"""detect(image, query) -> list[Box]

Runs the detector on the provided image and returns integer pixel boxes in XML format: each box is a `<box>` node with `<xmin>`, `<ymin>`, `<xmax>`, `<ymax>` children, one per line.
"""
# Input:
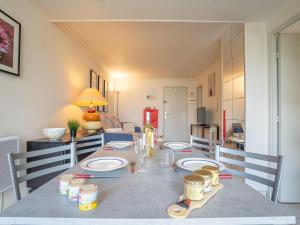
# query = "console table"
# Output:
<box><xmin>191</xmin><ymin>123</ymin><xmax>219</xmax><ymax>141</ymax></box>
<box><xmin>26</xmin><ymin>130</ymin><xmax>102</xmax><ymax>191</ymax></box>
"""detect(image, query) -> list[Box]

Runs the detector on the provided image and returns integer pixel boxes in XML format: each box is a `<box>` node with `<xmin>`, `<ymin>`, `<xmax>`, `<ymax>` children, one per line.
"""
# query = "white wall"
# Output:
<box><xmin>0</xmin><ymin>0</ymin><xmax>107</xmax><ymax>209</ymax></box>
<box><xmin>0</xmin><ymin>0</ymin><xmax>109</xmax><ymax>143</ymax></box>
<box><xmin>266</xmin><ymin>1</ymin><xmax>300</xmax><ymax>160</ymax></box>
<box><xmin>244</xmin><ymin>22</ymin><xmax>269</xmax><ymax>194</ymax></box>
<box><xmin>244</xmin><ymin>6</ymin><xmax>300</xmax><ymax>195</ymax></box>
<box><xmin>115</xmin><ymin>76</ymin><xmax>197</xmax><ymax>138</ymax></box>
<box><xmin>196</xmin><ymin>59</ymin><xmax>222</xmax><ymax>127</ymax></box>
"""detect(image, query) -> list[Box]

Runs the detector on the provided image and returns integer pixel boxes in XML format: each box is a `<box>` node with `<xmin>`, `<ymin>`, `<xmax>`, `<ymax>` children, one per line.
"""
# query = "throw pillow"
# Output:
<box><xmin>122</xmin><ymin>122</ymin><xmax>135</xmax><ymax>133</ymax></box>
<box><xmin>104</xmin><ymin>128</ymin><xmax>123</xmax><ymax>133</ymax></box>
<box><xmin>100</xmin><ymin>114</ymin><xmax>122</xmax><ymax>129</ymax></box>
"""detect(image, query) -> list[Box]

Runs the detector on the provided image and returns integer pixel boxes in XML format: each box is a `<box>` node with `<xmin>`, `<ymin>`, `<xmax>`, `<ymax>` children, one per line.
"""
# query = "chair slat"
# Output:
<box><xmin>76</xmin><ymin>140</ymin><xmax>102</xmax><ymax>148</ymax></box>
<box><xmin>17</xmin><ymin>163</ymin><xmax>70</xmax><ymax>183</ymax></box>
<box><xmin>7</xmin><ymin>153</ymin><xmax>21</xmax><ymax>201</ymax></box>
<box><xmin>15</xmin><ymin>154</ymin><xmax>71</xmax><ymax>171</ymax></box>
<box><xmin>225</xmin><ymin>168</ymin><xmax>274</xmax><ymax>187</ymax></box>
<box><xmin>77</xmin><ymin>147</ymin><xmax>99</xmax><ymax>156</ymax></box>
<box><xmin>192</xmin><ymin>142</ymin><xmax>210</xmax><ymax>149</ymax></box>
<box><xmin>271</xmin><ymin>155</ymin><xmax>284</xmax><ymax>202</ymax></box>
<box><xmin>77</xmin><ymin>135</ymin><xmax>102</xmax><ymax>142</ymax></box>
<box><xmin>13</xmin><ymin>145</ymin><xmax>71</xmax><ymax>160</ymax></box>
<box><xmin>220</xmin><ymin>147</ymin><xmax>278</xmax><ymax>163</ymax></box>
<box><xmin>220</xmin><ymin>157</ymin><xmax>277</xmax><ymax>175</ymax></box>
<box><xmin>192</xmin><ymin>136</ymin><xmax>210</xmax><ymax>143</ymax></box>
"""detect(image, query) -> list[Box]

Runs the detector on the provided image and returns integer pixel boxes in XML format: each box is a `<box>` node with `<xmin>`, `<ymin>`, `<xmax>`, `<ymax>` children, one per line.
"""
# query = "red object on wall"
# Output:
<box><xmin>143</xmin><ymin>108</ymin><xmax>158</xmax><ymax>128</ymax></box>
<box><xmin>223</xmin><ymin>110</ymin><xmax>226</xmax><ymax>140</ymax></box>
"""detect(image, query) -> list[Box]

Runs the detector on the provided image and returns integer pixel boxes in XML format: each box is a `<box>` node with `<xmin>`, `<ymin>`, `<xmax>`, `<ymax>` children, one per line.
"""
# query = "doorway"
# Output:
<box><xmin>163</xmin><ymin>87</ymin><xmax>188</xmax><ymax>142</ymax></box>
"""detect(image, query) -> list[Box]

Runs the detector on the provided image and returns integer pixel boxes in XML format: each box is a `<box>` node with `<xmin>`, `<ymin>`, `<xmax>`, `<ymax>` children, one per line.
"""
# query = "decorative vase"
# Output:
<box><xmin>83</xmin><ymin>112</ymin><xmax>100</xmax><ymax>121</ymax></box>
<box><xmin>81</xmin><ymin>121</ymin><xmax>102</xmax><ymax>133</ymax></box>
<box><xmin>70</xmin><ymin>129</ymin><xmax>77</xmax><ymax>138</ymax></box>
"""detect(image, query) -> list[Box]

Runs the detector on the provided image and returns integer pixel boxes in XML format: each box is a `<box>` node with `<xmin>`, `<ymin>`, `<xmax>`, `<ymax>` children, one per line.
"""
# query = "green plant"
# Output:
<box><xmin>67</xmin><ymin>119</ymin><xmax>80</xmax><ymax>131</ymax></box>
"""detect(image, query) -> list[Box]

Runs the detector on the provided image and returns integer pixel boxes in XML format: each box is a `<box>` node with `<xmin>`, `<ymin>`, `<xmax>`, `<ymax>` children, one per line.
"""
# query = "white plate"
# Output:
<box><xmin>80</xmin><ymin>157</ymin><xmax>128</xmax><ymax>172</ymax></box>
<box><xmin>106</xmin><ymin>141</ymin><xmax>134</xmax><ymax>149</ymax></box>
<box><xmin>163</xmin><ymin>142</ymin><xmax>191</xmax><ymax>150</ymax></box>
<box><xmin>176</xmin><ymin>158</ymin><xmax>225</xmax><ymax>171</ymax></box>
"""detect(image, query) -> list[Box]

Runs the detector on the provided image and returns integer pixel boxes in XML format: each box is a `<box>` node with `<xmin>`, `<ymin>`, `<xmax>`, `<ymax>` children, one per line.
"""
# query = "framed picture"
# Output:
<box><xmin>102</xmin><ymin>78</ymin><xmax>105</xmax><ymax>97</ymax></box>
<box><xmin>97</xmin><ymin>73</ymin><xmax>103</xmax><ymax>112</ymax></box>
<box><xmin>90</xmin><ymin>70</ymin><xmax>97</xmax><ymax>89</ymax></box>
<box><xmin>0</xmin><ymin>10</ymin><xmax>21</xmax><ymax>76</ymax></box>
<box><xmin>98</xmin><ymin>75</ymin><xmax>103</xmax><ymax>95</ymax></box>
<box><xmin>103</xmin><ymin>80</ymin><xmax>109</xmax><ymax>112</ymax></box>
<box><xmin>208</xmin><ymin>72</ymin><xmax>215</xmax><ymax>97</ymax></box>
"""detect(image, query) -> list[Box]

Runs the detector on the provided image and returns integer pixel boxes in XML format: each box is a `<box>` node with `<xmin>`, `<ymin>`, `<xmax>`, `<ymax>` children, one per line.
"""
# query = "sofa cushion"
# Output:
<box><xmin>100</xmin><ymin>114</ymin><xmax>122</xmax><ymax>129</ymax></box>
<box><xmin>104</xmin><ymin>128</ymin><xmax>123</xmax><ymax>133</ymax></box>
<box><xmin>122</xmin><ymin>122</ymin><xmax>135</xmax><ymax>133</ymax></box>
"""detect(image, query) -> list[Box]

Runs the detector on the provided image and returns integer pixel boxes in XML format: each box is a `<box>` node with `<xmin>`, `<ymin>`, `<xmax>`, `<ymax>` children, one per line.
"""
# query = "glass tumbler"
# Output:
<box><xmin>160</xmin><ymin>148</ymin><xmax>174</xmax><ymax>168</ymax></box>
<box><xmin>135</xmin><ymin>138</ymin><xmax>147</xmax><ymax>173</ymax></box>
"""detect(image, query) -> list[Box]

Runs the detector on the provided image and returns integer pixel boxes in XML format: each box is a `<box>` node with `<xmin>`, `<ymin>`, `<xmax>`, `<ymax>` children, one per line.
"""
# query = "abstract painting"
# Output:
<box><xmin>0</xmin><ymin>10</ymin><xmax>21</xmax><ymax>76</ymax></box>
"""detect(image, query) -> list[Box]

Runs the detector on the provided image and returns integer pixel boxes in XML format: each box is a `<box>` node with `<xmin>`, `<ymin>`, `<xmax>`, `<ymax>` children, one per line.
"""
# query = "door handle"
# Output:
<box><xmin>164</xmin><ymin>112</ymin><xmax>170</xmax><ymax>119</ymax></box>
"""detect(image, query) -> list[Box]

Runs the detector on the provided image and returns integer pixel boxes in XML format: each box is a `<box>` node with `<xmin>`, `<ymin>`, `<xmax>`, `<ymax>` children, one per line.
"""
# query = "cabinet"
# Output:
<box><xmin>191</xmin><ymin>124</ymin><xmax>219</xmax><ymax>142</ymax></box>
<box><xmin>27</xmin><ymin>130</ymin><xmax>102</xmax><ymax>191</ymax></box>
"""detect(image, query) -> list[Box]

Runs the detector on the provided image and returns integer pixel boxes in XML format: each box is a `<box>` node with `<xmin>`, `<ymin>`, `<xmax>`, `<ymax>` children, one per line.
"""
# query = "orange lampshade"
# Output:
<box><xmin>74</xmin><ymin>88</ymin><xmax>108</xmax><ymax>107</ymax></box>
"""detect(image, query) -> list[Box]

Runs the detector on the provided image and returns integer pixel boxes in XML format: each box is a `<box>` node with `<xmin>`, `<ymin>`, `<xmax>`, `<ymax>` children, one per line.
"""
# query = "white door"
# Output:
<box><xmin>163</xmin><ymin>87</ymin><xmax>188</xmax><ymax>142</ymax></box>
<box><xmin>278</xmin><ymin>33</ymin><xmax>300</xmax><ymax>202</ymax></box>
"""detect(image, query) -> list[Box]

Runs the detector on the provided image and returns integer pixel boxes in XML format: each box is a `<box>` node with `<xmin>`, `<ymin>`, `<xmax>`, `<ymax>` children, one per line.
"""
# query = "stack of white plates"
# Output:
<box><xmin>176</xmin><ymin>158</ymin><xmax>225</xmax><ymax>171</ymax></box>
<box><xmin>105</xmin><ymin>141</ymin><xmax>134</xmax><ymax>149</ymax></box>
<box><xmin>163</xmin><ymin>142</ymin><xmax>191</xmax><ymax>150</ymax></box>
<box><xmin>80</xmin><ymin>157</ymin><xmax>128</xmax><ymax>172</ymax></box>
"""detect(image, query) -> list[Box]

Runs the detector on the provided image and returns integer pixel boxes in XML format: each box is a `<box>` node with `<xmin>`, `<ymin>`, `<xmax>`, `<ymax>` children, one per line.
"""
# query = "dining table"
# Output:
<box><xmin>0</xmin><ymin>144</ymin><xmax>296</xmax><ymax>225</ymax></box>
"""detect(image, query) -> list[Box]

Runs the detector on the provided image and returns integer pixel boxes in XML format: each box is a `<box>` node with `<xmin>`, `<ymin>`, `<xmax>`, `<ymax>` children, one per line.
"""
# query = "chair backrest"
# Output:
<box><xmin>232</xmin><ymin>123</ymin><xmax>243</xmax><ymax>133</ymax></box>
<box><xmin>215</xmin><ymin>145</ymin><xmax>284</xmax><ymax>202</ymax></box>
<box><xmin>190</xmin><ymin>135</ymin><xmax>217</xmax><ymax>153</ymax></box>
<box><xmin>103</xmin><ymin>133</ymin><xmax>133</xmax><ymax>145</ymax></box>
<box><xmin>0</xmin><ymin>136</ymin><xmax>19</xmax><ymax>193</ymax></box>
<box><xmin>7</xmin><ymin>144</ymin><xmax>75</xmax><ymax>201</ymax></box>
<box><xmin>75</xmin><ymin>134</ymin><xmax>104</xmax><ymax>162</ymax></box>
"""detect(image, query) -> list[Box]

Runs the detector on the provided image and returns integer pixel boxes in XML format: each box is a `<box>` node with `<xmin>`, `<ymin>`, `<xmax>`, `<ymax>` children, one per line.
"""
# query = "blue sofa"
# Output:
<box><xmin>103</xmin><ymin>127</ymin><xmax>141</xmax><ymax>144</ymax></box>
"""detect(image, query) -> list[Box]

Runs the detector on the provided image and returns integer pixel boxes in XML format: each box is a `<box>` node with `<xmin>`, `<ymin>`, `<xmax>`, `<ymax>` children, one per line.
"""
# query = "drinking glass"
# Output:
<box><xmin>160</xmin><ymin>148</ymin><xmax>174</xmax><ymax>168</ymax></box>
<box><xmin>135</xmin><ymin>138</ymin><xmax>147</xmax><ymax>173</ymax></box>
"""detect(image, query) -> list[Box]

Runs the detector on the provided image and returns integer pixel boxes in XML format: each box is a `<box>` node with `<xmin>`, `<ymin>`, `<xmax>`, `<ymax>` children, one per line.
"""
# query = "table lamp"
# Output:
<box><xmin>74</xmin><ymin>88</ymin><xmax>108</xmax><ymax>133</ymax></box>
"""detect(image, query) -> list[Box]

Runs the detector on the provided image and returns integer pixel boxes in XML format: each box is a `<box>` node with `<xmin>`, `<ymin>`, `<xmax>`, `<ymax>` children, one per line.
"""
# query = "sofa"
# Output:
<box><xmin>100</xmin><ymin>114</ymin><xmax>141</xmax><ymax>144</ymax></box>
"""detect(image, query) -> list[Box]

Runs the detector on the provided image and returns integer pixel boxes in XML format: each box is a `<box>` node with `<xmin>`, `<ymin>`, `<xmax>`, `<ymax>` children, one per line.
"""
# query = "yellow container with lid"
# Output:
<box><xmin>202</xmin><ymin>165</ymin><xmax>219</xmax><ymax>186</ymax></box>
<box><xmin>193</xmin><ymin>169</ymin><xmax>212</xmax><ymax>192</ymax></box>
<box><xmin>183</xmin><ymin>175</ymin><xmax>205</xmax><ymax>201</ymax></box>
<box><xmin>79</xmin><ymin>184</ymin><xmax>98</xmax><ymax>211</ymax></box>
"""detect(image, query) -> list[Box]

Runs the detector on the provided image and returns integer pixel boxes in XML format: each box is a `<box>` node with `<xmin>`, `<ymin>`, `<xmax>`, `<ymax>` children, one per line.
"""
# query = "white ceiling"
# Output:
<box><xmin>58</xmin><ymin>21</ymin><xmax>230</xmax><ymax>77</ymax></box>
<box><xmin>282</xmin><ymin>20</ymin><xmax>300</xmax><ymax>33</ymax></box>
<box><xmin>30</xmin><ymin>0</ymin><xmax>293</xmax><ymax>78</ymax></box>
<box><xmin>31</xmin><ymin>0</ymin><xmax>293</xmax><ymax>22</ymax></box>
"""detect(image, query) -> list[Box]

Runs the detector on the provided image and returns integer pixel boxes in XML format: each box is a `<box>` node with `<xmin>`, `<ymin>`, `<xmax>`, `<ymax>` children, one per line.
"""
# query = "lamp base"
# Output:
<box><xmin>83</xmin><ymin>109</ymin><xmax>100</xmax><ymax>121</ymax></box>
<box><xmin>81</xmin><ymin>121</ymin><xmax>102</xmax><ymax>133</ymax></box>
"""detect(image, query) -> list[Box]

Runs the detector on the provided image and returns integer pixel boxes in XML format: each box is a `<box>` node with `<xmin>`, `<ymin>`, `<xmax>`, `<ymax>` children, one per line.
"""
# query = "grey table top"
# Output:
<box><xmin>0</xmin><ymin>147</ymin><xmax>296</xmax><ymax>225</ymax></box>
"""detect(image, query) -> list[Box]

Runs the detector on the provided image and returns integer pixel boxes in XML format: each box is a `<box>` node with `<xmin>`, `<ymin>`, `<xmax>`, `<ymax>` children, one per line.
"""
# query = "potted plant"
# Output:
<box><xmin>67</xmin><ymin>119</ymin><xmax>80</xmax><ymax>138</ymax></box>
